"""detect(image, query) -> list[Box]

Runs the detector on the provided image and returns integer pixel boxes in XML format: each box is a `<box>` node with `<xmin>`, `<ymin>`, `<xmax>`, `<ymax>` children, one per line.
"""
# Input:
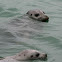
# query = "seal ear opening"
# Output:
<box><xmin>26</xmin><ymin>11</ymin><xmax>29</xmax><ymax>14</ymax></box>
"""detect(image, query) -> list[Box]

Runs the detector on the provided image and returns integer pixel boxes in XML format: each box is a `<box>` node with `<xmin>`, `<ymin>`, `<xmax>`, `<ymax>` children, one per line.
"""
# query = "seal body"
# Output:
<box><xmin>26</xmin><ymin>9</ymin><xmax>49</xmax><ymax>22</ymax></box>
<box><xmin>0</xmin><ymin>49</ymin><xmax>47</xmax><ymax>62</ymax></box>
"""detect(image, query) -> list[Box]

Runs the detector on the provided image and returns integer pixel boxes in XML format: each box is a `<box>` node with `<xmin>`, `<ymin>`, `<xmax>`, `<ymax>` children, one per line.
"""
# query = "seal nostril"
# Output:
<box><xmin>45</xmin><ymin>15</ymin><xmax>49</xmax><ymax>20</ymax></box>
<box><xmin>45</xmin><ymin>54</ymin><xmax>47</xmax><ymax>57</ymax></box>
<box><xmin>46</xmin><ymin>17</ymin><xmax>49</xmax><ymax>20</ymax></box>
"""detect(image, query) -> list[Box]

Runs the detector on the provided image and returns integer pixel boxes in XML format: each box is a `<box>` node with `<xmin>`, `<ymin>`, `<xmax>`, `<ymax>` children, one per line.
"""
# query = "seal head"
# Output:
<box><xmin>26</xmin><ymin>9</ymin><xmax>49</xmax><ymax>22</ymax></box>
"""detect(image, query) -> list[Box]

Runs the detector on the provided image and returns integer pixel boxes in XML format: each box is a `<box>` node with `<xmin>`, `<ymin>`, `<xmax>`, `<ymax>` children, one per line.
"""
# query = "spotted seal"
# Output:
<box><xmin>0</xmin><ymin>49</ymin><xmax>47</xmax><ymax>62</ymax></box>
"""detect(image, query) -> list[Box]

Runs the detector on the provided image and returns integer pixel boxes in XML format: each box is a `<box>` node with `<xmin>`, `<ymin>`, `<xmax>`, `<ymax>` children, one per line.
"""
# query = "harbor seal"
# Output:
<box><xmin>26</xmin><ymin>9</ymin><xmax>49</xmax><ymax>22</ymax></box>
<box><xmin>0</xmin><ymin>49</ymin><xmax>47</xmax><ymax>62</ymax></box>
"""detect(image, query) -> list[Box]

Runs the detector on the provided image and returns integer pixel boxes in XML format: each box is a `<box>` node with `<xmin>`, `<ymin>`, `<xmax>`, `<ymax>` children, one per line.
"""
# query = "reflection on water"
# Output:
<box><xmin>0</xmin><ymin>0</ymin><xmax>62</xmax><ymax>62</ymax></box>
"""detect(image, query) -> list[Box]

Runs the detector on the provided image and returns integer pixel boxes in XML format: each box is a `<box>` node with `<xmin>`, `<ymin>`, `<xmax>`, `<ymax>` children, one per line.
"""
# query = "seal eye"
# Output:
<box><xmin>36</xmin><ymin>53</ymin><xmax>40</xmax><ymax>57</ymax></box>
<box><xmin>34</xmin><ymin>13</ymin><xmax>39</xmax><ymax>17</ymax></box>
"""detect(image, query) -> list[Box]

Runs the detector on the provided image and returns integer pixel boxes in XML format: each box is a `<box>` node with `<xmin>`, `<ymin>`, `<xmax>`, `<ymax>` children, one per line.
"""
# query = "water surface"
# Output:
<box><xmin>0</xmin><ymin>0</ymin><xmax>62</xmax><ymax>62</ymax></box>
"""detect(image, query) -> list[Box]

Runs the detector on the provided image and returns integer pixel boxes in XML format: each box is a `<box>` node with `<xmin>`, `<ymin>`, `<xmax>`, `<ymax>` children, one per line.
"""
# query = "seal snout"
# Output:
<box><xmin>40</xmin><ymin>53</ymin><xmax>47</xmax><ymax>60</ymax></box>
<box><xmin>41</xmin><ymin>15</ymin><xmax>49</xmax><ymax>22</ymax></box>
<box><xmin>43</xmin><ymin>53</ymin><xmax>47</xmax><ymax>60</ymax></box>
<box><xmin>45</xmin><ymin>15</ymin><xmax>49</xmax><ymax>20</ymax></box>
<box><xmin>35</xmin><ymin>52</ymin><xmax>47</xmax><ymax>60</ymax></box>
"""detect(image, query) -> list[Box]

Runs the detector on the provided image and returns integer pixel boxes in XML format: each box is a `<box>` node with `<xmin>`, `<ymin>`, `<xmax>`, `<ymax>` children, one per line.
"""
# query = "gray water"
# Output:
<box><xmin>0</xmin><ymin>0</ymin><xmax>62</xmax><ymax>62</ymax></box>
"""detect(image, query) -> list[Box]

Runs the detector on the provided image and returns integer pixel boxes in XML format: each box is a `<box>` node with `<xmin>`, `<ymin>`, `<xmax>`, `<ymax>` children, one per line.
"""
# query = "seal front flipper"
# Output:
<box><xmin>0</xmin><ymin>56</ymin><xmax>5</xmax><ymax>60</ymax></box>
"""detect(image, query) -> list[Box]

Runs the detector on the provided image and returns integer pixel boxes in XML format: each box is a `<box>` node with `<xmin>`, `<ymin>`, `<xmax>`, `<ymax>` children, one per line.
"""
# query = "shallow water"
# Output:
<box><xmin>0</xmin><ymin>0</ymin><xmax>62</xmax><ymax>62</ymax></box>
